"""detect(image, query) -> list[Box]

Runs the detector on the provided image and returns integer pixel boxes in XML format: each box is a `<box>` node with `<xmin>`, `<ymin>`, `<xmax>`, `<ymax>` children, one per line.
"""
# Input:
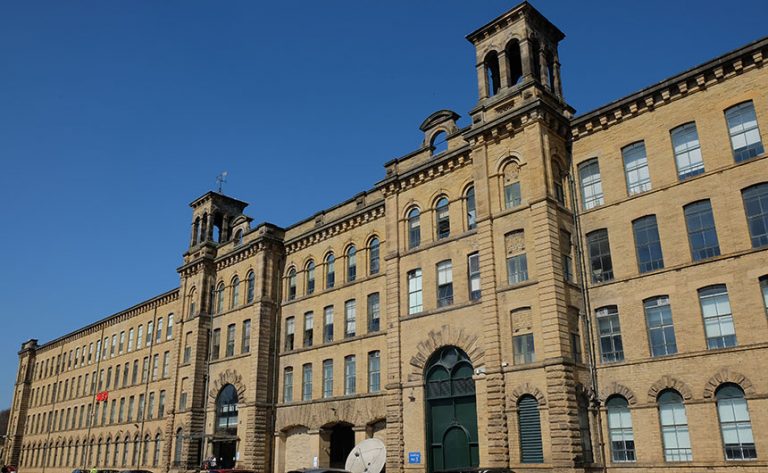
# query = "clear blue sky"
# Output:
<box><xmin>1</xmin><ymin>1</ymin><xmax>766</xmax><ymax>407</ymax></box>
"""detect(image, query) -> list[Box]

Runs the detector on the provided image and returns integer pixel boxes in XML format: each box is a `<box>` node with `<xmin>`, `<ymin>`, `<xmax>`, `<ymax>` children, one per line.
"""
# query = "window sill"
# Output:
<box><xmin>402</xmin><ymin>299</ymin><xmax>482</xmax><ymax>322</ymax></box>
<box><xmin>496</xmin><ymin>279</ymin><xmax>538</xmax><ymax>294</ymax></box>
<box><xmin>281</xmin><ymin>272</ymin><xmax>386</xmax><ymax>307</ymax></box>
<box><xmin>399</xmin><ymin>228</ymin><xmax>478</xmax><ymax>258</ymax></box>
<box><xmin>279</xmin><ymin>330</ymin><xmax>386</xmax><ymax>356</ymax></box>
<box><xmin>279</xmin><ymin>391</ymin><xmax>386</xmax><ymax>407</ymax></box>
<box><xmin>578</xmin><ymin>152</ymin><xmax>767</xmax><ymax>216</ymax></box>
<box><xmin>587</xmin><ymin>245</ymin><xmax>767</xmax><ymax>289</ymax></box>
<box><xmin>595</xmin><ymin>341</ymin><xmax>768</xmax><ymax>370</ymax></box>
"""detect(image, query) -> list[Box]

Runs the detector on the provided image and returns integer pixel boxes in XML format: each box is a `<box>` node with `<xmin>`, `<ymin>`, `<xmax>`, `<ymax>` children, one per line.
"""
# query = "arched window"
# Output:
<box><xmin>216</xmin><ymin>384</ymin><xmax>239</xmax><ymax>433</ymax></box>
<box><xmin>234</xmin><ymin>229</ymin><xmax>243</xmax><ymax>246</ymax></box>
<box><xmin>112</xmin><ymin>436</ymin><xmax>120</xmax><ymax>466</ymax></box>
<box><xmin>436</xmin><ymin>197</ymin><xmax>450</xmax><ymax>239</ymax></box>
<box><xmin>306</xmin><ymin>260</ymin><xmax>315</xmax><ymax>295</ymax></box>
<box><xmin>104</xmin><ymin>438</ymin><xmax>111</xmax><ymax>466</ymax></box>
<box><xmin>407</xmin><ymin>208</ymin><xmax>421</xmax><ymax>249</ymax></box>
<box><xmin>506</xmin><ymin>40</ymin><xmax>523</xmax><ymax>86</ymax></box>
<box><xmin>142</xmin><ymin>434</ymin><xmax>150</xmax><ymax>466</ymax></box>
<box><xmin>174</xmin><ymin>429</ymin><xmax>184</xmax><ymax>465</ymax></box>
<box><xmin>369</xmin><ymin>238</ymin><xmax>380</xmax><ymax>275</ymax></box>
<box><xmin>484</xmin><ymin>51</ymin><xmax>501</xmax><ymax>97</ymax></box>
<box><xmin>122</xmin><ymin>437</ymin><xmax>129</xmax><ymax>467</ymax></box>
<box><xmin>132</xmin><ymin>436</ymin><xmax>139</xmax><ymax>466</ymax></box>
<box><xmin>346</xmin><ymin>245</ymin><xmax>357</xmax><ymax>282</ymax></box>
<box><xmin>287</xmin><ymin>268</ymin><xmax>297</xmax><ymax>300</ymax></box>
<box><xmin>153</xmin><ymin>434</ymin><xmax>161</xmax><ymax>467</ymax></box>
<box><xmin>466</xmin><ymin>186</ymin><xmax>476</xmax><ymax>230</ymax></box>
<box><xmin>246</xmin><ymin>271</ymin><xmax>255</xmax><ymax>303</ymax></box>
<box><xmin>431</xmin><ymin>130</ymin><xmax>448</xmax><ymax>155</ymax></box>
<box><xmin>607</xmin><ymin>397</ymin><xmax>635</xmax><ymax>462</ymax></box>
<box><xmin>742</xmin><ymin>183</ymin><xmax>768</xmax><ymax>248</ymax></box>
<box><xmin>671</xmin><ymin>122</ymin><xmax>704</xmax><ymax>179</ymax></box>
<box><xmin>325</xmin><ymin>253</ymin><xmax>335</xmax><ymax>289</ymax></box>
<box><xmin>716</xmin><ymin>384</ymin><xmax>757</xmax><ymax>460</ymax></box>
<box><xmin>725</xmin><ymin>101</ymin><xmax>763</xmax><ymax>162</ymax></box>
<box><xmin>215</xmin><ymin>282</ymin><xmax>225</xmax><ymax>314</ymax></box>
<box><xmin>579</xmin><ymin>159</ymin><xmax>604</xmax><ymax>210</ymax></box>
<box><xmin>658</xmin><ymin>390</ymin><xmax>692</xmax><ymax>462</ymax></box>
<box><xmin>518</xmin><ymin>395</ymin><xmax>543</xmax><ymax>463</ymax></box>
<box><xmin>231</xmin><ymin>276</ymin><xmax>240</xmax><ymax>308</ymax></box>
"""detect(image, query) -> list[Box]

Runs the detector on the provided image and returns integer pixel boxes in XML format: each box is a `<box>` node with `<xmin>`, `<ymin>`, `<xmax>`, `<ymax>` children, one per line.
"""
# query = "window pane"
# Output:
<box><xmin>671</xmin><ymin>123</ymin><xmax>705</xmax><ymax>179</ymax></box>
<box><xmin>623</xmin><ymin>142</ymin><xmax>652</xmax><ymax>195</ymax></box>
<box><xmin>579</xmin><ymin>160</ymin><xmax>604</xmax><ymax>210</ymax></box>
<box><xmin>726</xmin><ymin>102</ymin><xmax>764</xmax><ymax>162</ymax></box>
<box><xmin>742</xmin><ymin>184</ymin><xmax>768</xmax><ymax>248</ymax></box>
<box><xmin>685</xmin><ymin>200</ymin><xmax>720</xmax><ymax>260</ymax></box>
<box><xmin>587</xmin><ymin>230</ymin><xmax>614</xmax><ymax>283</ymax></box>
<box><xmin>633</xmin><ymin>215</ymin><xmax>664</xmax><ymax>272</ymax></box>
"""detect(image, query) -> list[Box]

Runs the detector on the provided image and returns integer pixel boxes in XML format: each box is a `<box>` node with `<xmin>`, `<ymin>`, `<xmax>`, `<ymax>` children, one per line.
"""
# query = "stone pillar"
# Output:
<box><xmin>476</xmin><ymin>64</ymin><xmax>488</xmax><ymax>100</ymax></box>
<box><xmin>273</xmin><ymin>432</ymin><xmax>285</xmax><ymax>473</ymax></box>
<box><xmin>520</xmin><ymin>39</ymin><xmax>533</xmax><ymax>80</ymax></box>
<box><xmin>353</xmin><ymin>425</ymin><xmax>367</xmax><ymax>445</ymax></box>
<box><xmin>200</xmin><ymin>215</ymin><xmax>208</xmax><ymax>243</ymax></box>
<box><xmin>207</xmin><ymin>214</ymin><xmax>215</xmax><ymax>242</ymax></box>
<box><xmin>539</xmin><ymin>49</ymin><xmax>548</xmax><ymax>89</ymax></box>
<box><xmin>497</xmin><ymin>50</ymin><xmax>509</xmax><ymax>91</ymax></box>
<box><xmin>553</xmin><ymin>56</ymin><xmax>563</xmax><ymax>98</ymax></box>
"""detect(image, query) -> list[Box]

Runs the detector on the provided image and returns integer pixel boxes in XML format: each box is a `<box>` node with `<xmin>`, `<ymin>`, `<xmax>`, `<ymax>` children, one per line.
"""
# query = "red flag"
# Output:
<box><xmin>96</xmin><ymin>391</ymin><xmax>109</xmax><ymax>402</ymax></box>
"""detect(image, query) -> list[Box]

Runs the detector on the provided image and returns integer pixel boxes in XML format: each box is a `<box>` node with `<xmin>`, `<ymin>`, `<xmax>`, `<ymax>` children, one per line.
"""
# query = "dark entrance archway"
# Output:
<box><xmin>329</xmin><ymin>423</ymin><xmax>355</xmax><ymax>469</ymax></box>
<box><xmin>213</xmin><ymin>384</ymin><xmax>239</xmax><ymax>468</ymax></box>
<box><xmin>425</xmin><ymin>346</ymin><xmax>479</xmax><ymax>473</ymax></box>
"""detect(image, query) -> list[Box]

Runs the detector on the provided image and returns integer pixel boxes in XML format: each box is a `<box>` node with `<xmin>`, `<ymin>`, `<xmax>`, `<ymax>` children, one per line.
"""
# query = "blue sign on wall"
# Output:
<box><xmin>408</xmin><ymin>452</ymin><xmax>421</xmax><ymax>464</ymax></box>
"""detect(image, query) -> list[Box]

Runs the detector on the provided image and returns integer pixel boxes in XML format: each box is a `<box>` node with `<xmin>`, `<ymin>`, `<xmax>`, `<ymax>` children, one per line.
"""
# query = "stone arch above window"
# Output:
<box><xmin>208</xmin><ymin>369</ymin><xmax>246</xmax><ymax>402</ymax></box>
<box><xmin>509</xmin><ymin>383</ymin><xmax>546</xmax><ymax>407</ymax></box>
<box><xmin>648</xmin><ymin>375</ymin><xmax>693</xmax><ymax>402</ymax></box>
<box><xmin>600</xmin><ymin>382</ymin><xmax>638</xmax><ymax>406</ymax></box>
<box><xmin>703</xmin><ymin>368</ymin><xmax>756</xmax><ymax>399</ymax></box>
<box><xmin>407</xmin><ymin>324</ymin><xmax>484</xmax><ymax>382</ymax></box>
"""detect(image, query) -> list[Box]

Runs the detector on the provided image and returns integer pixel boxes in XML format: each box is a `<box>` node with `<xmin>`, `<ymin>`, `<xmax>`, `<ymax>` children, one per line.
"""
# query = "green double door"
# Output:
<box><xmin>425</xmin><ymin>347</ymin><xmax>479</xmax><ymax>473</ymax></box>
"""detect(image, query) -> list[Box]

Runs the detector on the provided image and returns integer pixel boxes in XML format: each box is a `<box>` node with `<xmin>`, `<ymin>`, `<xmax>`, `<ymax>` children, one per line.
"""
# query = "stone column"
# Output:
<box><xmin>497</xmin><ymin>50</ymin><xmax>509</xmax><ymax>91</ymax></box>
<box><xmin>553</xmin><ymin>55</ymin><xmax>563</xmax><ymax>98</ymax></box>
<box><xmin>520</xmin><ymin>39</ymin><xmax>533</xmax><ymax>80</ymax></box>
<box><xmin>539</xmin><ymin>49</ymin><xmax>548</xmax><ymax>89</ymax></box>
<box><xmin>476</xmin><ymin>64</ymin><xmax>488</xmax><ymax>100</ymax></box>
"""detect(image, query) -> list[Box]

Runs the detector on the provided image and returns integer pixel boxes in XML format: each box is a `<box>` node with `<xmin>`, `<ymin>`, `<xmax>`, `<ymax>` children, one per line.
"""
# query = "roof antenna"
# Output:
<box><xmin>216</xmin><ymin>171</ymin><xmax>228</xmax><ymax>193</ymax></box>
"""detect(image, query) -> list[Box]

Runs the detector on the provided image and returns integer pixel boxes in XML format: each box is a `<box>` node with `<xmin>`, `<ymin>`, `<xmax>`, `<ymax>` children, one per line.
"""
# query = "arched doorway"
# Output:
<box><xmin>329</xmin><ymin>423</ymin><xmax>354</xmax><ymax>469</ymax></box>
<box><xmin>425</xmin><ymin>346</ymin><xmax>479</xmax><ymax>473</ymax></box>
<box><xmin>213</xmin><ymin>384</ymin><xmax>239</xmax><ymax>468</ymax></box>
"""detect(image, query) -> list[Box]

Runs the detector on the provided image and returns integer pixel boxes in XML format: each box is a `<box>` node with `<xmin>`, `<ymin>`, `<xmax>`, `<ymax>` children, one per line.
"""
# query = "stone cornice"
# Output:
<box><xmin>284</xmin><ymin>202</ymin><xmax>385</xmax><ymax>255</ymax></box>
<box><xmin>378</xmin><ymin>146</ymin><xmax>472</xmax><ymax>198</ymax></box>
<box><xmin>33</xmin><ymin>288</ymin><xmax>180</xmax><ymax>353</ymax></box>
<box><xmin>572</xmin><ymin>37</ymin><xmax>768</xmax><ymax>141</ymax></box>
<box><xmin>464</xmin><ymin>99</ymin><xmax>570</xmax><ymax>146</ymax></box>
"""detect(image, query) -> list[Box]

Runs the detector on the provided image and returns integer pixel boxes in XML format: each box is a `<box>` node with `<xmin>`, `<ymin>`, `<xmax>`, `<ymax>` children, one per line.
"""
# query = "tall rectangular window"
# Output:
<box><xmin>699</xmin><ymin>285</ymin><xmax>737</xmax><ymax>349</ymax></box>
<box><xmin>587</xmin><ymin>229</ymin><xmax>613</xmax><ymax>283</ymax></box>
<box><xmin>344</xmin><ymin>300</ymin><xmax>356</xmax><ymax>338</ymax></box>
<box><xmin>137</xmin><ymin>326</ymin><xmax>143</xmax><ymax>350</ymax></box>
<box><xmin>158</xmin><ymin>390</ymin><xmax>166</xmax><ymax>418</ymax></box>
<box><xmin>183</xmin><ymin>332</ymin><xmax>192</xmax><ymax>364</ymax></box>
<box><xmin>147</xmin><ymin>391</ymin><xmax>155</xmax><ymax>420</ymax></box>
<box><xmin>504</xmin><ymin>181</ymin><xmax>522</xmax><ymax>209</ymax></box>
<box><xmin>147</xmin><ymin>321</ymin><xmax>154</xmax><ymax>346</ymax></box>
<box><xmin>303</xmin><ymin>312</ymin><xmax>314</xmax><ymax>347</ymax></box>
<box><xmin>671</xmin><ymin>123</ymin><xmax>705</xmax><ymax>179</ymax></box>
<box><xmin>408</xmin><ymin>209</ymin><xmax>421</xmax><ymax>249</ymax></box>
<box><xmin>323</xmin><ymin>306</ymin><xmax>334</xmax><ymax>343</ymax></box>
<box><xmin>368</xmin><ymin>351</ymin><xmax>381</xmax><ymax>393</ymax></box>
<box><xmin>513</xmin><ymin>333</ymin><xmax>535</xmax><ymax>364</ymax></box>
<box><xmin>211</xmin><ymin>329</ymin><xmax>220</xmax><ymax>361</ymax></box>
<box><xmin>344</xmin><ymin>355</ymin><xmax>356</xmax><ymax>395</ymax></box>
<box><xmin>167</xmin><ymin>314</ymin><xmax>174</xmax><ymax>340</ymax></box>
<box><xmin>162</xmin><ymin>351</ymin><xmax>170</xmax><ymax>378</ymax></box>
<box><xmin>507</xmin><ymin>254</ymin><xmax>528</xmax><ymax>285</ymax></box>
<box><xmin>684</xmin><ymin>200</ymin><xmax>720</xmax><ymax>260</ymax></box>
<box><xmin>436</xmin><ymin>260</ymin><xmax>454</xmax><ymax>307</ymax></box>
<box><xmin>156</xmin><ymin>317</ymin><xmax>163</xmax><ymax>343</ymax></box>
<box><xmin>468</xmin><ymin>252</ymin><xmax>481</xmax><ymax>300</ymax></box>
<box><xmin>623</xmin><ymin>141</ymin><xmax>651</xmax><ymax>195</ymax></box>
<box><xmin>742</xmin><ymin>183</ymin><xmax>768</xmax><ymax>248</ymax></box>
<box><xmin>283</xmin><ymin>368</ymin><xmax>293</xmax><ymax>403</ymax></box>
<box><xmin>151</xmin><ymin>354</ymin><xmax>159</xmax><ymax>381</ymax></box>
<box><xmin>128</xmin><ymin>329</ymin><xmax>134</xmax><ymax>352</ymax></box>
<box><xmin>285</xmin><ymin>317</ymin><xmax>295</xmax><ymax>351</ymax></box>
<box><xmin>141</xmin><ymin>357</ymin><xmax>149</xmax><ymax>383</ymax></box>
<box><xmin>225</xmin><ymin>324</ymin><xmax>236</xmax><ymax>357</ymax></box>
<box><xmin>633</xmin><ymin>215</ymin><xmax>664</xmax><ymax>273</ymax></box>
<box><xmin>597</xmin><ymin>306</ymin><xmax>623</xmax><ymax>363</ymax></box>
<box><xmin>761</xmin><ymin>277</ymin><xmax>768</xmax><ymax>316</ymax></box>
<box><xmin>118</xmin><ymin>331</ymin><xmax>125</xmax><ymax>354</ymax></box>
<box><xmin>302</xmin><ymin>364</ymin><xmax>313</xmax><ymax>401</ymax></box>
<box><xmin>644</xmin><ymin>296</ymin><xmax>677</xmax><ymax>357</ymax></box>
<box><xmin>579</xmin><ymin>159</ymin><xmax>604</xmax><ymax>210</ymax></box>
<box><xmin>322</xmin><ymin>360</ymin><xmax>333</xmax><ymax>398</ymax></box>
<box><xmin>241</xmin><ymin>319</ymin><xmax>251</xmax><ymax>354</ymax></box>
<box><xmin>561</xmin><ymin>230</ymin><xmax>573</xmax><ymax>283</ymax></box>
<box><xmin>726</xmin><ymin>101</ymin><xmax>764</xmax><ymax>162</ymax></box>
<box><xmin>408</xmin><ymin>269</ymin><xmax>423</xmax><ymax>314</ymax></box>
<box><xmin>367</xmin><ymin>293</ymin><xmax>380</xmax><ymax>332</ymax></box>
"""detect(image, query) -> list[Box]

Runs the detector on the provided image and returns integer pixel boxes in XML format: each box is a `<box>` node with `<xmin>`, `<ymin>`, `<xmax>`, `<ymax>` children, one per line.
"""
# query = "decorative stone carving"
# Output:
<box><xmin>504</xmin><ymin>162</ymin><xmax>520</xmax><ymax>182</ymax></box>
<box><xmin>407</xmin><ymin>325</ymin><xmax>485</xmax><ymax>382</ymax></box>
<box><xmin>509</xmin><ymin>383</ymin><xmax>546</xmax><ymax>406</ymax></box>
<box><xmin>208</xmin><ymin>369</ymin><xmax>246</xmax><ymax>402</ymax></box>
<box><xmin>647</xmin><ymin>375</ymin><xmax>693</xmax><ymax>402</ymax></box>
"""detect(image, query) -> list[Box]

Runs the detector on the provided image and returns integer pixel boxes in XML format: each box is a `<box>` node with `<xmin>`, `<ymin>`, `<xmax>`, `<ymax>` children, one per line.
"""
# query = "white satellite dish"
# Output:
<box><xmin>345</xmin><ymin>437</ymin><xmax>386</xmax><ymax>473</ymax></box>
